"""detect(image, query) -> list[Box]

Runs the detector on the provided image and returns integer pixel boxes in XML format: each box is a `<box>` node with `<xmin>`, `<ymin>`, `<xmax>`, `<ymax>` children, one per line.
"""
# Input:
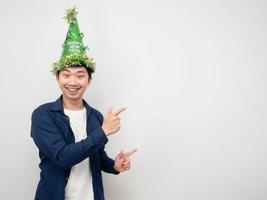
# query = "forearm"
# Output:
<box><xmin>54</xmin><ymin>127</ymin><xmax>108</xmax><ymax>168</ymax></box>
<box><xmin>99</xmin><ymin>148</ymin><xmax>120</xmax><ymax>174</ymax></box>
<box><xmin>32</xmin><ymin>122</ymin><xmax>108</xmax><ymax>169</ymax></box>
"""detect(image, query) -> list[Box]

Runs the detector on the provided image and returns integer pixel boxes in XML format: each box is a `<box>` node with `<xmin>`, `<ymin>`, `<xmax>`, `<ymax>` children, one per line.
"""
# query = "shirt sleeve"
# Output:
<box><xmin>31</xmin><ymin>107</ymin><xmax>108</xmax><ymax>169</ymax></box>
<box><xmin>98</xmin><ymin>146</ymin><xmax>120</xmax><ymax>174</ymax></box>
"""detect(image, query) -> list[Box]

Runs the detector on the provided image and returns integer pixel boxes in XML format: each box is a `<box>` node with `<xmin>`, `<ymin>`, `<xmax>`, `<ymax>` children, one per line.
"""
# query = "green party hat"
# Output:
<box><xmin>52</xmin><ymin>7</ymin><xmax>95</xmax><ymax>74</ymax></box>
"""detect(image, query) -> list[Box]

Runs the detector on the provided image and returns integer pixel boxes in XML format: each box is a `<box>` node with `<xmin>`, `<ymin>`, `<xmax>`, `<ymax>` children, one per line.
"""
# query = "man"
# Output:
<box><xmin>31</xmin><ymin>7</ymin><xmax>136</xmax><ymax>200</ymax></box>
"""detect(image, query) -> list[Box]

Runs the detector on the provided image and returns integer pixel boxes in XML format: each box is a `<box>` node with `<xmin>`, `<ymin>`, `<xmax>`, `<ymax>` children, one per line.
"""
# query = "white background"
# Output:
<box><xmin>0</xmin><ymin>0</ymin><xmax>267</xmax><ymax>199</ymax></box>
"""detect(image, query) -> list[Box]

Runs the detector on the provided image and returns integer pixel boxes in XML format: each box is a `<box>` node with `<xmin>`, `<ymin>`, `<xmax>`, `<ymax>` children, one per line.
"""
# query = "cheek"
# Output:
<box><xmin>80</xmin><ymin>80</ymin><xmax>90</xmax><ymax>88</ymax></box>
<box><xmin>57</xmin><ymin>79</ymin><xmax>67</xmax><ymax>88</ymax></box>
<box><xmin>59</xmin><ymin>83</ymin><xmax>65</xmax><ymax>91</ymax></box>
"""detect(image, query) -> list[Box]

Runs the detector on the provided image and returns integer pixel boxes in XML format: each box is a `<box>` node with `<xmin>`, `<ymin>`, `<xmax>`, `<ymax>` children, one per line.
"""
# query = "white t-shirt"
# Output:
<box><xmin>64</xmin><ymin>108</ymin><xmax>94</xmax><ymax>200</ymax></box>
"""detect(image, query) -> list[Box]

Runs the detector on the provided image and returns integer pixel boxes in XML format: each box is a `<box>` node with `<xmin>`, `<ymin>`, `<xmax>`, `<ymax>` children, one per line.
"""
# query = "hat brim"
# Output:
<box><xmin>52</xmin><ymin>53</ymin><xmax>95</xmax><ymax>75</ymax></box>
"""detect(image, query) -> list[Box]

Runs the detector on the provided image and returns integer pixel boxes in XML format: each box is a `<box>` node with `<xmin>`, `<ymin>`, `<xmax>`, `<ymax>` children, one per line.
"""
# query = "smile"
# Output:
<box><xmin>66</xmin><ymin>87</ymin><xmax>80</xmax><ymax>92</ymax></box>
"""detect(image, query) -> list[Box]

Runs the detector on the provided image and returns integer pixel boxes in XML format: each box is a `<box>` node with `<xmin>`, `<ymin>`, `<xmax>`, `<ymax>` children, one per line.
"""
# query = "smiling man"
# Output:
<box><xmin>31</xmin><ymin>8</ymin><xmax>136</xmax><ymax>200</ymax></box>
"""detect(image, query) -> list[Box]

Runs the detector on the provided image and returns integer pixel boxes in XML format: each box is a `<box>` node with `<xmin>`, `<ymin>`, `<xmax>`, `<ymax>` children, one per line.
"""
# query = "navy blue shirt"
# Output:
<box><xmin>31</xmin><ymin>96</ymin><xmax>118</xmax><ymax>200</ymax></box>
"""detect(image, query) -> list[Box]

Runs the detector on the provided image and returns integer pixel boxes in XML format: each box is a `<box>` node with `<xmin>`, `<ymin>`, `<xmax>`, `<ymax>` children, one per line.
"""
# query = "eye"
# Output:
<box><xmin>63</xmin><ymin>74</ymin><xmax>70</xmax><ymax>78</ymax></box>
<box><xmin>77</xmin><ymin>75</ymin><xmax>85</xmax><ymax>79</ymax></box>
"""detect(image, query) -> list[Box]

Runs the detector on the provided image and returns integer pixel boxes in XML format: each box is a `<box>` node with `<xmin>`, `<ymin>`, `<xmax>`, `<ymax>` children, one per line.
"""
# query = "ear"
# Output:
<box><xmin>56</xmin><ymin>73</ymin><xmax>60</xmax><ymax>82</ymax></box>
<box><xmin>87</xmin><ymin>77</ymin><xmax>92</xmax><ymax>86</ymax></box>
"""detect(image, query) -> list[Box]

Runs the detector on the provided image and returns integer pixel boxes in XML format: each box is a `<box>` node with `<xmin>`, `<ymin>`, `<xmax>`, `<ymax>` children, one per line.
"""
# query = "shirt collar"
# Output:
<box><xmin>50</xmin><ymin>95</ymin><xmax>92</xmax><ymax>117</ymax></box>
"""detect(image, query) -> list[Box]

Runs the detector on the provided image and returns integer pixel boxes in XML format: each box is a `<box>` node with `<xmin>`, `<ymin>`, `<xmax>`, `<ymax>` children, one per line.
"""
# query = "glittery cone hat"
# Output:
<box><xmin>52</xmin><ymin>7</ymin><xmax>95</xmax><ymax>74</ymax></box>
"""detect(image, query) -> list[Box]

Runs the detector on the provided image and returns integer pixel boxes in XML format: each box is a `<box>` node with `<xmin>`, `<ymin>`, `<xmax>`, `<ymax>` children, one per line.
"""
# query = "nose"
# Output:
<box><xmin>69</xmin><ymin>76</ymin><xmax>77</xmax><ymax>85</ymax></box>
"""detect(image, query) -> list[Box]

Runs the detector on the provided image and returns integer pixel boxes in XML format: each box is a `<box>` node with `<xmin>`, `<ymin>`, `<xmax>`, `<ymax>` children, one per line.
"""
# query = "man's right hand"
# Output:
<box><xmin>102</xmin><ymin>107</ymin><xmax>127</xmax><ymax>136</ymax></box>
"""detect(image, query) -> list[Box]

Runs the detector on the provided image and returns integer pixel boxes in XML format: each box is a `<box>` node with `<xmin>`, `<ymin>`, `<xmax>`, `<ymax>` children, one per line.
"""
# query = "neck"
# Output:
<box><xmin>62</xmin><ymin>96</ymin><xmax>84</xmax><ymax>110</ymax></box>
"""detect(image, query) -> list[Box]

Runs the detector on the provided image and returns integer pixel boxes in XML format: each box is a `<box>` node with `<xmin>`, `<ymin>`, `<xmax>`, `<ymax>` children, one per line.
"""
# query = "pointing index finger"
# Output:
<box><xmin>125</xmin><ymin>148</ymin><xmax>138</xmax><ymax>157</ymax></box>
<box><xmin>114</xmin><ymin>107</ymin><xmax>127</xmax><ymax>116</ymax></box>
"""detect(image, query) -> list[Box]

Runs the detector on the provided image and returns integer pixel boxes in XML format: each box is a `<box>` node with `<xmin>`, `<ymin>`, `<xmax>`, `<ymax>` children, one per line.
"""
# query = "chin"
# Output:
<box><xmin>63</xmin><ymin>93</ymin><xmax>83</xmax><ymax>101</ymax></box>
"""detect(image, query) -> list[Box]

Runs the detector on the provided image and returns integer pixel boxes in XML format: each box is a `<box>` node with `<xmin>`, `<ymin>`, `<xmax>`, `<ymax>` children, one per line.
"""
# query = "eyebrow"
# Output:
<box><xmin>62</xmin><ymin>69</ymin><xmax>70</xmax><ymax>72</ymax></box>
<box><xmin>61</xmin><ymin>69</ymin><xmax>86</xmax><ymax>74</ymax></box>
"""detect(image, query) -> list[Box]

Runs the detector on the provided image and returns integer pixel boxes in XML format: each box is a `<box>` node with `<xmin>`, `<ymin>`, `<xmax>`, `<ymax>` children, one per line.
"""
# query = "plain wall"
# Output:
<box><xmin>0</xmin><ymin>0</ymin><xmax>267</xmax><ymax>199</ymax></box>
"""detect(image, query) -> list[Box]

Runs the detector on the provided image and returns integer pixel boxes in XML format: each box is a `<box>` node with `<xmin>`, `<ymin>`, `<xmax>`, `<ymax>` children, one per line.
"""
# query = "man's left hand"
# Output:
<box><xmin>114</xmin><ymin>148</ymin><xmax>137</xmax><ymax>172</ymax></box>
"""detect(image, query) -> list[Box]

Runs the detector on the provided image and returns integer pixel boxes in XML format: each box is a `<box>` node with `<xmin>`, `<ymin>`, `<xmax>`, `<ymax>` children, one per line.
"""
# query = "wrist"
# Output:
<box><xmin>102</xmin><ymin>125</ymin><xmax>109</xmax><ymax>136</ymax></box>
<box><xmin>113</xmin><ymin>164</ymin><xmax>120</xmax><ymax>173</ymax></box>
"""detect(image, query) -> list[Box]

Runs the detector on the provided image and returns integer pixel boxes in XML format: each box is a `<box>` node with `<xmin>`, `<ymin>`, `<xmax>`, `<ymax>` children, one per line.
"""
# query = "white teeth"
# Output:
<box><xmin>67</xmin><ymin>88</ymin><xmax>79</xmax><ymax>92</ymax></box>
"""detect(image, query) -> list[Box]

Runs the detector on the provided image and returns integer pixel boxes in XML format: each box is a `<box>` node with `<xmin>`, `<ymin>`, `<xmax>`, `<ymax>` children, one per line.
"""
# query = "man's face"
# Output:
<box><xmin>57</xmin><ymin>66</ymin><xmax>91</xmax><ymax>102</ymax></box>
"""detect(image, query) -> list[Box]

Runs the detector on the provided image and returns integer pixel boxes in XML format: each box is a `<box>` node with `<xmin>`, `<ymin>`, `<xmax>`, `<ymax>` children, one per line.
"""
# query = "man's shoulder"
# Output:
<box><xmin>83</xmin><ymin>99</ymin><xmax>103</xmax><ymax>117</ymax></box>
<box><xmin>88</xmin><ymin>106</ymin><xmax>103</xmax><ymax>123</ymax></box>
<box><xmin>32</xmin><ymin>100</ymin><xmax>58</xmax><ymax>118</ymax></box>
<box><xmin>91</xmin><ymin>107</ymin><xmax>102</xmax><ymax>117</ymax></box>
